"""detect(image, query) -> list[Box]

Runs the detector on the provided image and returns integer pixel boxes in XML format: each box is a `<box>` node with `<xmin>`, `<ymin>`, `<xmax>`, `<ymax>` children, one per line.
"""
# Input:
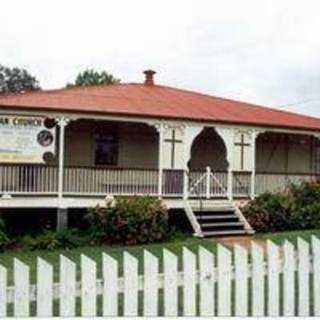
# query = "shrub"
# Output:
<box><xmin>243</xmin><ymin>181</ymin><xmax>320</xmax><ymax>233</ymax></box>
<box><xmin>0</xmin><ymin>230</ymin><xmax>11</xmax><ymax>252</ymax></box>
<box><xmin>23</xmin><ymin>231</ymin><xmax>59</xmax><ymax>250</ymax></box>
<box><xmin>23</xmin><ymin>228</ymin><xmax>85</xmax><ymax>251</ymax></box>
<box><xmin>242</xmin><ymin>192</ymin><xmax>292</xmax><ymax>233</ymax></box>
<box><xmin>86</xmin><ymin>196</ymin><xmax>170</xmax><ymax>245</ymax></box>
<box><xmin>288</xmin><ymin>181</ymin><xmax>320</xmax><ymax>230</ymax></box>
<box><xmin>0</xmin><ymin>216</ymin><xmax>12</xmax><ymax>252</ymax></box>
<box><xmin>55</xmin><ymin>228</ymin><xmax>86</xmax><ymax>249</ymax></box>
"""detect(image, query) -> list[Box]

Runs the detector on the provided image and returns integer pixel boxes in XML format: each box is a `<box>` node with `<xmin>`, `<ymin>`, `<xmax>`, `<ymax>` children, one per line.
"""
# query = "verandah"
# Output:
<box><xmin>0</xmin><ymin>118</ymin><xmax>318</xmax><ymax>200</ymax></box>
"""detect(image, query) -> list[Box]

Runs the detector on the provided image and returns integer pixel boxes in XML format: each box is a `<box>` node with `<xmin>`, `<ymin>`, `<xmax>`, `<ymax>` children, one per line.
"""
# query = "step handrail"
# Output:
<box><xmin>233</xmin><ymin>204</ymin><xmax>255</xmax><ymax>234</ymax></box>
<box><xmin>183</xmin><ymin>199</ymin><xmax>203</xmax><ymax>237</ymax></box>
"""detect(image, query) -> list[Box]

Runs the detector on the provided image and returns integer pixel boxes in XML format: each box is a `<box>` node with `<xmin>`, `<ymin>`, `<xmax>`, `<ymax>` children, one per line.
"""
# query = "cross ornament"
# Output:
<box><xmin>235</xmin><ymin>133</ymin><xmax>251</xmax><ymax>170</ymax></box>
<box><xmin>164</xmin><ymin>129</ymin><xmax>182</xmax><ymax>168</ymax></box>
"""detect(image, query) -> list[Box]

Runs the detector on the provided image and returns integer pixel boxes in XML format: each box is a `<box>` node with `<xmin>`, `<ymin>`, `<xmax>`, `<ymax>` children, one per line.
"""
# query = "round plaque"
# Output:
<box><xmin>37</xmin><ymin>130</ymin><xmax>54</xmax><ymax>147</ymax></box>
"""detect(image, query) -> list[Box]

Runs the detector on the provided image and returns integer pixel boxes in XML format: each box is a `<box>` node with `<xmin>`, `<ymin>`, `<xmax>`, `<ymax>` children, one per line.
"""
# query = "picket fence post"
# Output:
<box><xmin>312</xmin><ymin>236</ymin><xmax>320</xmax><ymax>316</ymax></box>
<box><xmin>0</xmin><ymin>265</ymin><xmax>7</xmax><ymax>317</ymax></box>
<box><xmin>251</xmin><ymin>242</ymin><xmax>265</xmax><ymax>316</ymax></box>
<box><xmin>102</xmin><ymin>253</ymin><xmax>118</xmax><ymax>316</ymax></box>
<box><xmin>283</xmin><ymin>240</ymin><xmax>295</xmax><ymax>316</ymax></box>
<box><xmin>14</xmin><ymin>258</ymin><xmax>29</xmax><ymax>317</ymax></box>
<box><xmin>123</xmin><ymin>252</ymin><xmax>139</xmax><ymax>316</ymax></box>
<box><xmin>234</xmin><ymin>244</ymin><xmax>248</xmax><ymax>316</ymax></box>
<box><xmin>199</xmin><ymin>247</ymin><xmax>215</xmax><ymax>316</ymax></box>
<box><xmin>59</xmin><ymin>255</ymin><xmax>76</xmax><ymax>316</ymax></box>
<box><xmin>267</xmin><ymin>240</ymin><xmax>280</xmax><ymax>316</ymax></box>
<box><xmin>183</xmin><ymin>248</ymin><xmax>196</xmax><ymax>316</ymax></box>
<box><xmin>37</xmin><ymin>258</ymin><xmax>53</xmax><ymax>317</ymax></box>
<box><xmin>143</xmin><ymin>250</ymin><xmax>159</xmax><ymax>316</ymax></box>
<box><xmin>163</xmin><ymin>249</ymin><xmax>178</xmax><ymax>316</ymax></box>
<box><xmin>217</xmin><ymin>244</ymin><xmax>231</xmax><ymax>316</ymax></box>
<box><xmin>298</xmin><ymin>238</ymin><xmax>310</xmax><ymax>316</ymax></box>
<box><xmin>81</xmin><ymin>254</ymin><xmax>96</xmax><ymax>316</ymax></box>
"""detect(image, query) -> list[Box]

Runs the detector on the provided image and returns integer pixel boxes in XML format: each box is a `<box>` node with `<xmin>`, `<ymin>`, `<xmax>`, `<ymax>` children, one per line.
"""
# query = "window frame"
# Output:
<box><xmin>93</xmin><ymin>125</ymin><xmax>119</xmax><ymax>167</ymax></box>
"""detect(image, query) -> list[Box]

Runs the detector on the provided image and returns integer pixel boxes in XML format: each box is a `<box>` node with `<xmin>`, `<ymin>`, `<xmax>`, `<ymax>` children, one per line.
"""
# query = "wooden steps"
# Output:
<box><xmin>201</xmin><ymin>230</ymin><xmax>248</xmax><ymax>237</ymax></box>
<box><xmin>186</xmin><ymin>199</ymin><xmax>254</xmax><ymax>238</ymax></box>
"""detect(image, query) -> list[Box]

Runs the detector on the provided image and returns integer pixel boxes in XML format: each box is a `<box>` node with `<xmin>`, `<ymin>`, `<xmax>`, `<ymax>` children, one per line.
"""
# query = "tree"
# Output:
<box><xmin>67</xmin><ymin>69</ymin><xmax>120</xmax><ymax>87</ymax></box>
<box><xmin>0</xmin><ymin>65</ymin><xmax>40</xmax><ymax>94</ymax></box>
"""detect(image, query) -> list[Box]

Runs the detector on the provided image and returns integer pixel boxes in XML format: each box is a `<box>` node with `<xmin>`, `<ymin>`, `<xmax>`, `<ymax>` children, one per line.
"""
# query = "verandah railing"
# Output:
<box><xmin>0</xmin><ymin>164</ymin><xmax>59</xmax><ymax>195</ymax></box>
<box><xmin>0</xmin><ymin>164</ymin><xmax>318</xmax><ymax>198</ymax></box>
<box><xmin>0</xmin><ymin>165</ymin><xmax>229</xmax><ymax>198</ymax></box>
<box><xmin>0</xmin><ymin>164</ymin><xmax>159</xmax><ymax>196</ymax></box>
<box><xmin>233</xmin><ymin>171</ymin><xmax>251</xmax><ymax>197</ymax></box>
<box><xmin>255</xmin><ymin>172</ymin><xmax>318</xmax><ymax>195</ymax></box>
<box><xmin>64</xmin><ymin>167</ymin><xmax>159</xmax><ymax>196</ymax></box>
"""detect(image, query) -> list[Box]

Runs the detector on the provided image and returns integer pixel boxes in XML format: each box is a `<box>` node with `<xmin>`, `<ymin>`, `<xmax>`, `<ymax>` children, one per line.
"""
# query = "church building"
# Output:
<box><xmin>0</xmin><ymin>70</ymin><xmax>319</xmax><ymax>237</ymax></box>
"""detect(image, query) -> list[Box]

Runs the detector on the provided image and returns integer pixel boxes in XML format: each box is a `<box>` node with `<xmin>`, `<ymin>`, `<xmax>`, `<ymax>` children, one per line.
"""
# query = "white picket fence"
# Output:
<box><xmin>0</xmin><ymin>236</ymin><xmax>320</xmax><ymax>316</ymax></box>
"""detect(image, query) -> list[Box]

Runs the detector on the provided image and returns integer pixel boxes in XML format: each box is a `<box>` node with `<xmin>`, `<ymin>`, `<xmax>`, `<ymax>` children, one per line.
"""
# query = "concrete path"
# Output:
<box><xmin>215</xmin><ymin>235</ymin><xmax>267</xmax><ymax>252</ymax></box>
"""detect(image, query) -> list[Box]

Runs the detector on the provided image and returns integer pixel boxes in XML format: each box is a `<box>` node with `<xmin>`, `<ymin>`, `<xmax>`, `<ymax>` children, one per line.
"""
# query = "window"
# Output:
<box><xmin>94</xmin><ymin>130</ymin><xmax>118</xmax><ymax>166</ymax></box>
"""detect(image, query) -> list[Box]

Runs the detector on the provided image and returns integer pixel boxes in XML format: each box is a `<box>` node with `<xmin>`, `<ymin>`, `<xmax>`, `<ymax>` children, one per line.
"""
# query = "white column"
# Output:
<box><xmin>227</xmin><ymin>169</ymin><xmax>233</xmax><ymax>200</ymax></box>
<box><xmin>57</xmin><ymin>117</ymin><xmax>69</xmax><ymax>204</ymax></box>
<box><xmin>251</xmin><ymin>131</ymin><xmax>258</xmax><ymax>199</ymax></box>
<box><xmin>183</xmin><ymin>168</ymin><xmax>189</xmax><ymax>199</ymax></box>
<box><xmin>206</xmin><ymin>166</ymin><xmax>211</xmax><ymax>199</ymax></box>
<box><xmin>216</xmin><ymin>127</ymin><xmax>235</xmax><ymax>201</ymax></box>
<box><xmin>183</xmin><ymin>126</ymin><xmax>204</xmax><ymax>199</ymax></box>
<box><xmin>55</xmin><ymin>118</ymin><xmax>71</xmax><ymax>231</ymax></box>
<box><xmin>157</xmin><ymin>123</ymin><xmax>164</xmax><ymax>198</ymax></box>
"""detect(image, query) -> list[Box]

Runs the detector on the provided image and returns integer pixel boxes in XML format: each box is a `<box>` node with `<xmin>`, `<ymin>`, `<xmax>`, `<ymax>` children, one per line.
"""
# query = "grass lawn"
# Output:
<box><xmin>0</xmin><ymin>233</ymin><xmax>217</xmax><ymax>284</ymax></box>
<box><xmin>0</xmin><ymin>228</ymin><xmax>319</xmax><ymax>285</ymax></box>
<box><xmin>256</xmin><ymin>228</ymin><xmax>320</xmax><ymax>245</ymax></box>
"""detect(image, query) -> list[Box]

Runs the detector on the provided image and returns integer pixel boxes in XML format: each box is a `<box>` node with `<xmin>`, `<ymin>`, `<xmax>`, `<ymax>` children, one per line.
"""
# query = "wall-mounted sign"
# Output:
<box><xmin>0</xmin><ymin>115</ymin><xmax>56</xmax><ymax>163</ymax></box>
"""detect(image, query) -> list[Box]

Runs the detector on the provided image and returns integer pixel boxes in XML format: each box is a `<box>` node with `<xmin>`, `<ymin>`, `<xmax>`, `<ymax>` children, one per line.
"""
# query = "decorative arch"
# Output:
<box><xmin>188</xmin><ymin>127</ymin><xmax>229</xmax><ymax>171</ymax></box>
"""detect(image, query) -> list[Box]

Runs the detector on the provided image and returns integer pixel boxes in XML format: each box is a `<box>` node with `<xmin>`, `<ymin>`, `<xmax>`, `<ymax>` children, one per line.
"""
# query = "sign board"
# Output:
<box><xmin>0</xmin><ymin>115</ymin><xmax>56</xmax><ymax>163</ymax></box>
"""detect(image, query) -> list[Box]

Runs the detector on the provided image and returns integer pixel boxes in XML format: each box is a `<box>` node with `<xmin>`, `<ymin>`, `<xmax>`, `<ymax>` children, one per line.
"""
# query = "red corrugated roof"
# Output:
<box><xmin>0</xmin><ymin>83</ymin><xmax>319</xmax><ymax>131</ymax></box>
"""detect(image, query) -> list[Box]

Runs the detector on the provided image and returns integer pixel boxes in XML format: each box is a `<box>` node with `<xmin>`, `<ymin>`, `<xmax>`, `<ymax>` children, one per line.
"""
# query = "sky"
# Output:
<box><xmin>0</xmin><ymin>0</ymin><xmax>320</xmax><ymax>117</ymax></box>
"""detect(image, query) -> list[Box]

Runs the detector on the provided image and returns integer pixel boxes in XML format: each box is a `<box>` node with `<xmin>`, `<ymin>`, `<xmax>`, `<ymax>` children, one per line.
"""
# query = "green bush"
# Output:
<box><xmin>0</xmin><ymin>230</ymin><xmax>11</xmax><ymax>252</ymax></box>
<box><xmin>54</xmin><ymin>228</ymin><xmax>86</xmax><ymax>249</ymax></box>
<box><xmin>23</xmin><ymin>228</ymin><xmax>85</xmax><ymax>251</ymax></box>
<box><xmin>23</xmin><ymin>231</ymin><xmax>59</xmax><ymax>250</ymax></box>
<box><xmin>0</xmin><ymin>216</ymin><xmax>12</xmax><ymax>252</ymax></box>
<box><xmin>86</xmin><ymin>196</ymin><xmax>170</xmax><ymax>245</ymax></box>
<box><xmin>243</xmin><ymin>181</ymin><xmax>320</xmax><ymax>233</ymax></box>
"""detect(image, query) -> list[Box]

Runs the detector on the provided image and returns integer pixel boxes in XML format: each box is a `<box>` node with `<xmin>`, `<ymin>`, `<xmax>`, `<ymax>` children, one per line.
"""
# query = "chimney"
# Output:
<box><xmin>143</xmin><ymin>70</ymin><xmax>156</xmax><ymax>86</ymax></box>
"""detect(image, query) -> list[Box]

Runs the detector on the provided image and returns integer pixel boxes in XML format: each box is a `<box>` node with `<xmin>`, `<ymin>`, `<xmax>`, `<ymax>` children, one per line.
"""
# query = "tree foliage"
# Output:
<box><xmin>67</xmin><ymin>68</ymin><xmax>120</xmax><ymax>87</ymax></box>
<box><xmin>0</xmin><ymin>65</ymin><xmax>40</xmax><ymax>94</ymax></box>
